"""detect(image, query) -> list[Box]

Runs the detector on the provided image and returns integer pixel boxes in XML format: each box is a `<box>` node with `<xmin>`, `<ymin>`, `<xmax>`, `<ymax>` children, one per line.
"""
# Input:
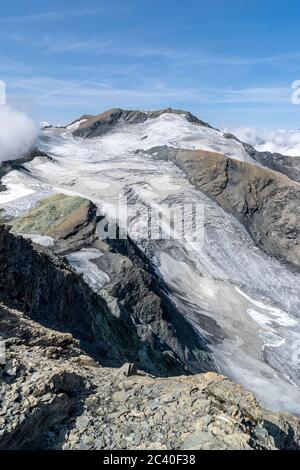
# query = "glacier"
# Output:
<box><xmin>0</xmin><ymin>112</ymin><xmax>300</xmax><ymax>414</ymax></box>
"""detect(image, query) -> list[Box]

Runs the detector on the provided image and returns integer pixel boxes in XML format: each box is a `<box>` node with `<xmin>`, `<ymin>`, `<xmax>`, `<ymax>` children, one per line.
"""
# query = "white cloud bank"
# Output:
<box><xmin>0</xmin><ymin>106</ymin><xmax>38</xmax><ymax>163</ymax></box>
<box><xmin>224</xmin><ymin>126</ymin><xmax>300</xmax><ymax>156</ymax></box>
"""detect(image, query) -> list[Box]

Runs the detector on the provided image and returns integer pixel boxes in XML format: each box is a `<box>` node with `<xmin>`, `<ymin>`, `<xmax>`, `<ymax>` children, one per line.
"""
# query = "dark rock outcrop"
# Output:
<box><xmin>224</xmin><ymin>132</ymin><xmax>300</xmax><ymax>183</ymax></box>
<box><xmin>1</xmin><ymin>201</ymin><xmax>214</xmax><ymax>376</ymax></box>
<box><xmin>101</xmin><ymin>263</ymin><xmax>213</xmax><ymax>374</ymax></box>
<box><xmin>9</xmin><ymin>194</ymin><xmax>100</xmax><ymax>254</ymax></box>
<box><xmin>146</xmin><ymin>146</ymin><xmax>300</xmax><ymax>268</ymax></box>
<box><xmin>0</xmin><ymin>225</ymin><xmax>138</xmax><ymax>367</ymax></box>
<box><xmin>72</xmin><ymin>108</ymin><xmax>211</xmax><ymax>139</ymax></box>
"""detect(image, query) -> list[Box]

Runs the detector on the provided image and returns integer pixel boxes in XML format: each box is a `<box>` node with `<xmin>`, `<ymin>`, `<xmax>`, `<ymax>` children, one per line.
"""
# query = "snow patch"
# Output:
<box><xmin>0</xmin><ymin>183</ymin><xmax>35</xmax><ymax>204</ymax></box>
<box><xmin>67</xmin><ymin>248</ymin><xmax>110</xmax><ymax>291</ymax></box>
<box><xmin>67</xmin><ymin>119</ymin><xmax>87</xmax><ymax>132</ymax></box>
<box><xmin>20</xmin><ymin>234</ymin><xmax>54</xmax><ymax>247</ymax></box>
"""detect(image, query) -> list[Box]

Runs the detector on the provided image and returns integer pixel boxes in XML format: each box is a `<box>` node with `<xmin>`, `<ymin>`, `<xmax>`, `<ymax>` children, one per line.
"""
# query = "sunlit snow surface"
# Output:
<box><xmin>66</xmin><ymin>119</ymin><xmax>87</xmax><ymax>132</ymax></box>
<box><xmin>21</xmin><ymin>234</ymin><xmax>54</xmax><ymax>247</ymax></box>
<box><xmin>0</xmin><ymin>113</ymin><xmax>300</xmax><ymax>413</ymax></box>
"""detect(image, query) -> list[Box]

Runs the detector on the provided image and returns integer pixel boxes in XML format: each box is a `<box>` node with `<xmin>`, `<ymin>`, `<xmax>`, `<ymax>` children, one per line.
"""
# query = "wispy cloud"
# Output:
<box><xmin>206</xmin><ymin>86</ymin><xmax>291</xmax><ymax>104</ymax></box>
<box><xmin>45</xmin><ymin>37</ymin><xmax>300</xmax><ymax>67</ymax></box>
<box><xmin>0</xmin><ymin>106</ymin><xmax>38</xmax><ymax>162</ymax></box>
<box><xmin>6</xmin><ymin>75</ymin><xmax>292</xmax><ymax>111</ymax></box>
<box><xmin>6</xmin><ymin>31</ymin><xmax>299</xmax><ymax>71</ymax></box>
<box><xmin>0</xmin><ymin>57</ymin><xmax>33</xmax><ymax>74</ymax></box>
<box><xmin>182</xmin><ymin>52</ymin><xmax>300</xmax><ymax>67</ymax></box>
<box><xmin>36</xmin><ymin>37</ymin><xmax>177</xmax><ymax>59</ymax></box>
<box><xmin>1</xmin><ymin>25</ymin><xmax>300</xmax><ymax>71</ymax></box>
<box><xmin>223</xmin><ymin>125</ymin><xmax>300</xmax><ymax>156</ymax></box>
<box><xmin>0</xmin><ymin>7</ymin><xmax>125</xmax><ymax>23</ymax></box>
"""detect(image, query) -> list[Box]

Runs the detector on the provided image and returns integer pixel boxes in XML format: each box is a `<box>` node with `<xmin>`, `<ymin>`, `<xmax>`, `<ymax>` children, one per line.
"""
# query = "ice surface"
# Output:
<box><xmin>0</xmin><ymin>181</ymin><xmax>52</xmax><ymax>218</ymax></box>
<box><xmin>20</xmin><ymin>234</ymin><xmax>54</xmax><ymax>247</ymax></box>
<box><xmin>0</xmin><ymin>183</ymin><xmax>35</xmax><ymax>204</ymax></box>
<box><xmin>66</xmin><ymin>119</ymin><xmax>87</xmax><ymax>132</ymax></box>
<box><xmin>67</xmin><ymin>249</ymin><xmax>110</xmax><ymax>292</ymax></box>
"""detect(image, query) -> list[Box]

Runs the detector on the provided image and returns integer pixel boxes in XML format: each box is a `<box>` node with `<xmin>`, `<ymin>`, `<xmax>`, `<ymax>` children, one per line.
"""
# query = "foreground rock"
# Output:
<box><xmin>146</xmin><ymin>146</ymin><xmax>300</xmax><ymax>269</ymax></box>
<box><xmin>1</xmin><ymin>303</ymin><xmax>300</xmax><ymax>450</ymax></box>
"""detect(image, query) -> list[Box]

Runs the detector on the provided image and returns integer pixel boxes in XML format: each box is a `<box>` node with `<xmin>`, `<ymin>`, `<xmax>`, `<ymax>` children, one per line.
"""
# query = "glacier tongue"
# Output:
<box><xmin>0</xmin><ymin>114</ymin><xmax>300</xmax><ymax>414</ymax></box>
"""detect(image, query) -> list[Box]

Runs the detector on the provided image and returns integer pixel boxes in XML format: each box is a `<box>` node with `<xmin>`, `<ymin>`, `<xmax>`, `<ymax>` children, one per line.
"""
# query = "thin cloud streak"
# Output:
<box><xmin>38</xmin><ymin>35</ymin><xmax>300</xmax><ymax>66</ymax></box>
<box><xmin>0</xmin><ymin>7</ymin><xmax>126</xmax><ymax>23</ymax></box>
<box><xmin>46</xmin><ymin>37</ymin><xmax>300</xmax><ymax>66</ymax></box>
<box><xmin>6</xmin><ymin>75</ymin><xmax>291</xmax><ymax>109</ymax></box>
<box><xmin>1</xmin><ymin>29</ymin><xmax>300</xmax><ymax>68</ymax></box>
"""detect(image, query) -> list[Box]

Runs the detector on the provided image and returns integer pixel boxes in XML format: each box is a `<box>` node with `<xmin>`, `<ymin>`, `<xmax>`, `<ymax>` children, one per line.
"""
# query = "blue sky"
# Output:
<box><xmin>1</xmin><ymin>0</ymin><xmax>300</xmax><ymax>128</ymax></box>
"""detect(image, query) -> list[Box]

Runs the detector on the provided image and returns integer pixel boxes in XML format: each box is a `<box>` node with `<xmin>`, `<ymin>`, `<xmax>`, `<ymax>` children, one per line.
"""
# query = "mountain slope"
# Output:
<box><xmin>145</xmin><ymin>145</ymin><xmax>300</xmax><ymax>268</ymax></box>
<box><xmin>1</xmin><ymin>194</ymin><xmax>214</xmax><ymax>376</ymax></box>
<box><xmin>224</xmin><ymin>132</ymin><xmax>300</xmax><ymax>183</ymax></box>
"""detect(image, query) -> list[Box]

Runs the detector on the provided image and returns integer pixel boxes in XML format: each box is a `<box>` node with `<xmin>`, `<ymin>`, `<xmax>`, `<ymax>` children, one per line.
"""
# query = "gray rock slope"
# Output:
<box><xmin>224</xmin><ymin>132</ymin><xmax>300</xmax><ymax>183</ymax></box>
<box><xmin>72</xmin><ymin>107</ymin><xmax>211</xmax><ymax>138</ymax></box>
<box><xmin>146</xmin><ymin>146</ymin><xmax>300</xmax><ymax>269</ymax></box>
<box><xmin>1</xmin><ymin>194</ymin><xmax>214</xmax><ymax>376</ymax></box>
<box><xmin>1</xmin><ymin>302</ymin><xmax>300</xmax><ymax>450</ymax></box>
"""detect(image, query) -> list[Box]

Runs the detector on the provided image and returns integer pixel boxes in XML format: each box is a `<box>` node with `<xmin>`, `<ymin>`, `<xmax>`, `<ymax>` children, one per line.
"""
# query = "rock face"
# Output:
<box><xmin>224</xmin><ymin>133</ymin><xmax>300</xmax><ymax>183</ymax></box>
<box><xmin>9</xmin><ymin>194</ymin><xmax>99</xmax><ymax>254</ymax></box>
<box><xmin>1</xmin><ymin>193</ymin><xmax>214</xmax><ymax>376</ymax></box>
<box><xmin>1</xmin><ymin>303</ymin><xmax>300</xmax><ymax>450</ymax></box>
<box><xmin>101</xmin><ymin>263</ymin><xmax>213</xmax><ymax>374</ymax></box>
<box><xmin>72</xmin><ymin>108</ymin><xmax>211</xmax><ymax>138</ymax></box>
<box><xmin>146</xmin><ymin>146</ymin><xmax>300</xmax><ymax>269</ymax></box>
<box><xmin>0</xmin><ymin>225</ymin><xmax>138</xmax><ymax>368</ymax></box>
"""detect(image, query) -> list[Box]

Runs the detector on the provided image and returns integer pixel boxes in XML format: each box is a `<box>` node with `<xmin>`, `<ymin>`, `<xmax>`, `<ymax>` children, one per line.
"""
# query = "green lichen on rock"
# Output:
<box><xmin>10</xmin><ymin>194</ymin><xmax>90</xmax><ymax>236</ymax></box>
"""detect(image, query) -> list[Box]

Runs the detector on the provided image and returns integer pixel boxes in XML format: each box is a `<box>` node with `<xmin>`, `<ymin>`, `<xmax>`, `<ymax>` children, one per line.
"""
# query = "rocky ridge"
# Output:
<box><xmin>72</xmin><ymin>107</ymin><xmax>211</xmax><ymax>138</ymax></box>
<box><xmin>145</xmin><ymin>145</ymin><xmax>300</xmax><ymax>269</ymax></box>
<box><xmin>1</xmin><ymin>302</ymin><xmax>300</xmax><ymax>450</ymax></box>
<box><xmin>1</xmin><ymin>194</ymin><xmax>214</xmax><ymax>376</ymax></box>
<box><xmin>224</xmin><ymin>132</ymin><xmax>300</xmax><ymax>183</ymax></box>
